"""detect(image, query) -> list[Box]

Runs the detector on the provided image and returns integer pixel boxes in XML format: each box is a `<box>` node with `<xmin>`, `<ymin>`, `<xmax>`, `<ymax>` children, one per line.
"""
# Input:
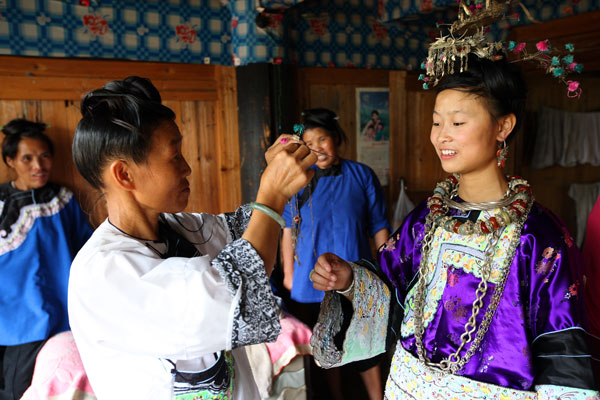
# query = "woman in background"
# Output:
<box><xmin>281</xmin><ymin>108</ymin><xmax>390</xmax><ymax>400</ymax></box>
<box><xmin>0</xmin><ymin>119</ymin><xmax>92</xmax><ymax>400</ymax></box>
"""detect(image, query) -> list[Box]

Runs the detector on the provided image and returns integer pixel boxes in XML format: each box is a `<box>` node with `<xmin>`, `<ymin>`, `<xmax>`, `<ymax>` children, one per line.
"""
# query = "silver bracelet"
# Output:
<box><xmin>336</xmin><ymin>276</ymin><xmax>355</xmax><ymax>296</ymax></box>
<box><xmin>249</xmin><ymin>202</ymin><xmax>286</xmax><ymax>229</ymax></box>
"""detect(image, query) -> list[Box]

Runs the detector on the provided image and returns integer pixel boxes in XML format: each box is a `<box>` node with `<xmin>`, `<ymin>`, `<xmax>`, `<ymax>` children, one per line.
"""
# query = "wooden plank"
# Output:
<box><xmin>215</xmin><ymin>66</ymin><xmax>241</xmax><ymax>213</ymax></box>
<box><xmin>195</xmin><ymin>101</ymin><xmax>221</xmax><ymax>214</ymax></box>
<box><xmin>0</xmin><ymin>76</ymin><xmax>218</xmax><ymax>101</ymax></box>
<box><xmin>510</xmin><ymin>10</ymin><xmax>600</xmax><ymax>41</ymax></box>
<box><xmin>299</xmin><ymin>67</ymin><xmax>389</xmax><ymax>86</ymax></box>
<box><xmin>389</xmin><ymin>70</ymin><xmax>407</xmax><ymax>218</ymax></box>
<box><xmin>0</xmin><ymin>56</ymin><xmax>217</xmax><ymax>82</ymax></box>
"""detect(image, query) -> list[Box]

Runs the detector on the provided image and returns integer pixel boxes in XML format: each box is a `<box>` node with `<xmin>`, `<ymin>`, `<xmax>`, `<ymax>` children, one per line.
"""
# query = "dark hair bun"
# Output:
<box><xmin>1</xmin><ymin>119</ymin><xmax>46</xmax><ymax>137</ymax></box>
<box><xmin>73</xmin><ymin>76</ymin><xmax>175</xmax><ymax>190</ymax></box>
<box><xmin>301</xmin><ymin>108</ymin><xmax>347</xmax><ymax>147</ymax></box>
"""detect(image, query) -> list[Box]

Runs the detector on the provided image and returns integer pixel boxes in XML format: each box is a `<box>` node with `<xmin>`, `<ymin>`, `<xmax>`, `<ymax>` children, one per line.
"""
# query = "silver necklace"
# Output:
<box><xmin>412</xmin><ymin>192</ymin><xmax>532</xmax><ymax>375</ymax></box>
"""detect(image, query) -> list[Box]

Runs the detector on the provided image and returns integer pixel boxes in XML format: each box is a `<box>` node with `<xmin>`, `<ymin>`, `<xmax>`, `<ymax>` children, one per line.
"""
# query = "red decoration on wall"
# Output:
<box><xmin>372</xmin><ymin>23</ymin><xmax>387</xmax><ymax>39</ymax></box>
<box><xmin>421</xmin><ymin>0</ymin><xmax>434</xmax><ymax>13</ymax></box>
<box><xmin>377</xmin><ymin>0</ymin><xmax>385</xmax><ymax>17</ymax></box>
<box><xmin>82</xmin><ymin>14</ymin><xmax>108</xmax><ymax>36</ymax></box>
<box><xmin>309</xmin><ymin>18</ymin><xmax>328</xmax><ymax>36</ymax></box>
<box><xmin>175</xmin><ymin>24</ymin><xmax>197</xmax><ymax>44</ymax></box>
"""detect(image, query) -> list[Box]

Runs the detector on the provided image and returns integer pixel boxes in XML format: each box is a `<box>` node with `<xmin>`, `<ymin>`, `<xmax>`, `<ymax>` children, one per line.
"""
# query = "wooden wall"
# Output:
<box><xmin>0</xmin><ymin>57</ymin><xmax>240</xmax><ymax>227</ymax></box>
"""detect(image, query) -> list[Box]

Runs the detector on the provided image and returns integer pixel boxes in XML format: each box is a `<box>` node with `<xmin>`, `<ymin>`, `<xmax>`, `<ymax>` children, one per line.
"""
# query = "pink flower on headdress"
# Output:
<box><xmin>536</xmin><ymin>39</ymin><xmax>550</xmax><ymax>52</ymax></box>
<box><xmin>512</xmin><ymin>42</ymin><xmax>526</xmax><ymax>53</ymax></box>
<box><xmin>567</xmin><ymin>80</ymin><xmax>582</xmax><ymax>99</ymax></box>
<box><xmin>568</xmin><ymin>62</ymin><xmax>578</xmax><ymax>71</ymax></box>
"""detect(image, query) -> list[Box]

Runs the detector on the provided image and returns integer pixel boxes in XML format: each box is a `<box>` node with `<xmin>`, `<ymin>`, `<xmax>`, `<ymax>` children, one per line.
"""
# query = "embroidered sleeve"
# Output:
<box><xmin>222</xmin><ymin>204</ymin><xmax>252</xmax><ymax>241</ymax></box>
<box><xmin>524</xmin><ymin>204</ymin><xmax>599</xmax><ymax>390</ymax></box>
<box><xmin>211</xmin><ymin>238</ymin><xmax>281</xmax><ymax>348</ymax></box>
<box><xmin>311</xmin><ymin>262</ymin><xmax>390</xmax><ymax>368</ymax></box>
<box><xmin>535</xmin><ymin>384</ymin><xmax>599</xmax><ymax>399</ymax></box>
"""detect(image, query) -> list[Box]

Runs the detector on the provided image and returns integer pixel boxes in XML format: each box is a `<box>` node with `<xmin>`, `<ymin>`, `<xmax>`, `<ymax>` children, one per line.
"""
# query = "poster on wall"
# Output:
<box><xmin>356</xmin><ymin>88</ymin><xmax>390</xmax><ymax>186</ymax></box>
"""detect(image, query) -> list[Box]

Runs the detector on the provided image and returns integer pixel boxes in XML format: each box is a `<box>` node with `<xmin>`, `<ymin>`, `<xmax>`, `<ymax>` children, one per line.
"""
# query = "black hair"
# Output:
<box><xmin>73</xmin><ymin>76</ymin><xmax>176</xmax><ymax>190</ymax></box>
<box><xmin>1</xmin><ymin>119</ymin><xmax>54</xmax><ymax>165</ymax></box>
<box><xmin>371</xmin><ymin>110</ymin><xmax>380</xmax><ymax>116</ymax></box>
<box><xmin>301</xmin><ymin>108</ymin><xmax>347</xmax><ymax>147</ymax></box>
<box><xmin>436</xmin><ymin>53</ymin><xmax>527</xmax><ymax>142</ymax></box>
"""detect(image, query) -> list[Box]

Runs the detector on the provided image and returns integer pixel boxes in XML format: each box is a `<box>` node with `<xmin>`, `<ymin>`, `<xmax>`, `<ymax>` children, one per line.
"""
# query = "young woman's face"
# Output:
<box><xmin>7</xmin><ymin>137</ymin><xmax>53</xmax><ymax>190</ymax></box>
<box><xmin>302</xmin><ymin>127</ymin><xmax>339</xmax><ymax>169</ymax></box>
<box><xmin>130</xmin><ymin>120</ymin><xmax>192</xmax><ymax>214</ymax></box>
<box><xmin>430</xmin><ymin>89</ymin><xmax>500</xmax><ymax>178</ymax></box>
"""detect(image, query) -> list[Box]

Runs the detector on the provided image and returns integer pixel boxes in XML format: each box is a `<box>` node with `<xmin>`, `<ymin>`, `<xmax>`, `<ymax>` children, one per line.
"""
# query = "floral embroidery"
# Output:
<box><xmin>563</xmin><ymin>280</ymin><xmax>580</xmax><ymax>301</ymax></box>
<box><xmin>312</xmin><ymin>263</ymin><xmax>389</xmax><ymax>369</ymax></box>
<box><xmin>381</xmin><ymin>236</ymin><xmax>397</xmax><ymax>251</ymax></box>
<box><xmin>385</xmin><ymin>344</ymin><xmax>540</xmax><ymax>399</ymax></box>
<box><xmin>535</xmin><ymin>247</ymin><xmax>560</xmax><ymax>274</ymax></box>
<box><xmin>444</xmin><ymin>295</ymin><xmax>468</xmax><ymax>322</ymax></box>
<box><xmin>448</xmin><ymin>267</ymin><xmax>460</xmax><ymax>286</ymax></box>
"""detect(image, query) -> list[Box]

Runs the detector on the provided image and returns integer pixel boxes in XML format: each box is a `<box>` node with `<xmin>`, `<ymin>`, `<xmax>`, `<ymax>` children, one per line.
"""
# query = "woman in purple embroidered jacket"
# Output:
<box><xmin>309</xmin><ymin>53</ymin><xmax>599</xmax><ymax>398</ymax></box>
<box><xmin>0</xmin><ymin>119</ymin><xmax>93</xmax><ymax>400</ymax></box>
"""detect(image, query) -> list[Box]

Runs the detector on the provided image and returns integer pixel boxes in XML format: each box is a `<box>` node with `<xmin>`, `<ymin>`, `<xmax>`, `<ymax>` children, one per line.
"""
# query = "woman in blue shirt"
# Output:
<box><xmin>281</xmin><ymin>108</ymin><xmax>390</xmax><ymax>400</ymax></box>
<box><xmin>0</xmin><ymin>119</ymin><xmax>93</xmax><ymax>400</ymax></box>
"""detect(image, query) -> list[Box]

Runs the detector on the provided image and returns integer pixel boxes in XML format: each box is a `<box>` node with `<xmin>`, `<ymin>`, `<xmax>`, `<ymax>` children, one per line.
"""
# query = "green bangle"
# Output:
<box><xmin>249</xmin><ymin>202</ymin><xmax>286</xmax><ymax>229</ymax></box>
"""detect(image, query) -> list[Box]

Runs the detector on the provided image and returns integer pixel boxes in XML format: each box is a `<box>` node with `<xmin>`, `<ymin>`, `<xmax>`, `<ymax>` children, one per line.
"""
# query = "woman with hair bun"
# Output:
<box><xmin>280</xmin><ymin>108</ymin><xmax>390</xmax><ymax>399</ymax></box>
<box><xmin>0</xmin><ymin>119</ymin><xmax>93</xmax><ymax>400</ymax></box>
<box><xmin>68</xmin><ymin>76</ymin><xmax>316</xmax><ymax>400</ymax></box>
<box><xmin>308</xmin><ymin>54</ymin><xmax>599</xmax><ymax>398</ymax></box>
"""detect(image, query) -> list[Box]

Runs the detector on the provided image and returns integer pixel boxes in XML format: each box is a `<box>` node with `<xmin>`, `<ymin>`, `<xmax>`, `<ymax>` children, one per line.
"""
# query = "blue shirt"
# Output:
<box><xmin>282</xmin><ymin>159</ymin><xmax>390</xmax><ymax>303</ymax></box>
<box><xmin>0</xmin><ymin>183</ymin><xmax>93</xmax><ymax>345</ymax></box>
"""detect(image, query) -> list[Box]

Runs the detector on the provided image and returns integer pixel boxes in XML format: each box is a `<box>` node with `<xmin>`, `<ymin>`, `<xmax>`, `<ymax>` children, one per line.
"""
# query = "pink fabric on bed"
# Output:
<box><xmin>265</xmin><ymin>312</ymin><xmax>312</xmax><ymax>376</ymax></box>
<box><xmin>21</xmin><ymin>331</ymin><xmax>95</xmax><ymax>400</ymax></box>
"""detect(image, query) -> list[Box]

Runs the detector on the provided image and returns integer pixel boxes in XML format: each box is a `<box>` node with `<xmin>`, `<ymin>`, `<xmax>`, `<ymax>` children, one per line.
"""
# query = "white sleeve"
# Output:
<box><xmin>69</xmin><ymin>238</ymin><xmax>280</xmax><ymax>360</ymax></box>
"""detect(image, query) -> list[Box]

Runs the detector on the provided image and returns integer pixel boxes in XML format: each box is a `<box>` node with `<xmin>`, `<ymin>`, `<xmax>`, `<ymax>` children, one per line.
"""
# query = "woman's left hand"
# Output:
<box><xmin>265</xmin><ymin>134</ymin><xmax>303</xmax><ymax>165</ymax></box>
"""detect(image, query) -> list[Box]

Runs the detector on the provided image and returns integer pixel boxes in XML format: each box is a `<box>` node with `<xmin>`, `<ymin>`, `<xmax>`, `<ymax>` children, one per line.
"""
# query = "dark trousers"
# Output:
<box><xmin>0</xmin><ymin>340</ymin><xmax>46</xmax><ymax>400</ymax></box>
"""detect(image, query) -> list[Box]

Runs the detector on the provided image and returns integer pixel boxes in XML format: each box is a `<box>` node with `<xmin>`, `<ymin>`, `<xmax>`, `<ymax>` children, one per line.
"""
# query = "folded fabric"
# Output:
<box><xmin>21</xmin><ymin>331</ymin><xmax>96</xmax><ymax>400</ymax></box>
<box><xmin>265</xmin><ymin>312</ymin><xmax>312</xmax><ymax>376</ymax></box>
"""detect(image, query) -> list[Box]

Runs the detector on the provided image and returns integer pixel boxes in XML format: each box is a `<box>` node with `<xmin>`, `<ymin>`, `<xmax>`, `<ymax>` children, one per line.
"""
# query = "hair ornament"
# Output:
<box><xmin>422</xmin><ymin>0</ymin><xmax>583</xmax><ymax>98</ymax></box>
<box><xmin>293</xmin><ymin>123</ymin><xmax>305</xmax><ymax>137</ymax></box>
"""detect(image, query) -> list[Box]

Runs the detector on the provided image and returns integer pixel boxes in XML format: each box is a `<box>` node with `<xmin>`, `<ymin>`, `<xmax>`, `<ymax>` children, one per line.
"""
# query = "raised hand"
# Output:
<box><xmin>259</xmin><ymin>139</ymin><xmax>316</xmax><ymax>202</ymax></box>
<box><xmin>265</xmin><ymin>134</ymin><xmax>303</xmax><ymax>165</ymax></box>
<box><xmin>310</xmin><ymin>252</ymin><xmax>353</xmax><ymax>292</ymax></box>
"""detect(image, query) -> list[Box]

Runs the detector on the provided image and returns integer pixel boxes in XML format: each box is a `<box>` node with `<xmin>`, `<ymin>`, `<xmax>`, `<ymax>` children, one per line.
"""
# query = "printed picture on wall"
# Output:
<box><xmin>356</xmin><ymin>88</ymin><xmax>390</xmax><ymax>185</ymax></box>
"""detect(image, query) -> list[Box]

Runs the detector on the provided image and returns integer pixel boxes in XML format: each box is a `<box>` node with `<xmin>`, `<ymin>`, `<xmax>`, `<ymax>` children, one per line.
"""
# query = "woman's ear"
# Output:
<box><xmin>107</xmin><ymin>159</ymin><xmax>135</xmax><ymax>191</ymax></box>
<box><xmin>5</xmin><ymin>157</ymin><xmax>15</xmax><ymax>169</ymax></box>
<box><xmin>496</xmin><ymin>113</ymin><xmax>517</xmax><ymax>142</ymax></box>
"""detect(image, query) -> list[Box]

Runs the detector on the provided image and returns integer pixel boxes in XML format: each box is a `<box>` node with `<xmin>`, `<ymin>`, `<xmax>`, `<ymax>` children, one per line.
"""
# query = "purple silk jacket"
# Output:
<box><xmin>377</xmin><ymin>200</ymin><xmax>598</xmax><ymax>391</ymax></box>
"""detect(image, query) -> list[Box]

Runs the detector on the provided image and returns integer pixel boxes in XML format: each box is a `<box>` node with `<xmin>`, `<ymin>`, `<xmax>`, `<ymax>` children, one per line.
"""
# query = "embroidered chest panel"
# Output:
<box><xmin>401</xmin><ymin>209</ymin><xmax>519</xmax><ymax>338</ymax></box>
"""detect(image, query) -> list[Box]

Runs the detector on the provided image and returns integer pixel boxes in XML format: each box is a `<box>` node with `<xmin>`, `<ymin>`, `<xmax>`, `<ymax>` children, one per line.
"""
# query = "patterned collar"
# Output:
<box><xmin>0</xmin><ymin>182</ymin><xmax>60</xmax><ymax>238</ymax></box>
